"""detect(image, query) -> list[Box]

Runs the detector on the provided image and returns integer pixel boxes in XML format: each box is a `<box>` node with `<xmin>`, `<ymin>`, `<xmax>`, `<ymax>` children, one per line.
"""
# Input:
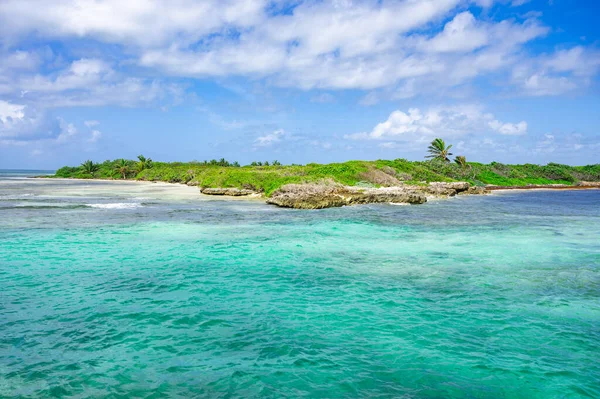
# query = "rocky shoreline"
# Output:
<box><xmin>42</xmin><ymin>177</ymin><xmax>599</xmax><ymax>209</ymax></box>
<box><xmin>486</xmin><ymin>181</ymin><xmax>600</xmax><ymax>190</ymax></box>
<box><xmin>202</xmin><ymin>181</ymin><xmax>488</xmax><ymax>209</ymax></box>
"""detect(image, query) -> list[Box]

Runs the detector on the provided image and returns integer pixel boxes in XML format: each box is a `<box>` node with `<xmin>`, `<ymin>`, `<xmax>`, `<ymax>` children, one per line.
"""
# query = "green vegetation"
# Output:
<box><xmin>53</xmin><ymin>157</ymin><xmax>600</xmax><ymax>196</ymax></box>
<box><xmin>426</xmin><ymin>138</ymin><xmax>453</xmax><ymax>162</ymax></box>
<box><xmin>52</xmin><ymin>141</ymin><xmax>600</xmax><ymax>194</ymax></box>
<box><xmin>114</xmin><ymin>159</ymin><xmax>130</xmax><ymax>179</ymax></box>
<box><xmin>136</xmin><ymin>155</ymin><xmax>153</xmax><ymax>173</ymax></box>
<box><xmin>80</xmin><ymin>160</ymin><xmax>99</xmax><ymax>177</ymax></box>
<box><xmin>454</xmin><ymin>155</ymin><xmax>467</xmax><ymax>169</ymax></box>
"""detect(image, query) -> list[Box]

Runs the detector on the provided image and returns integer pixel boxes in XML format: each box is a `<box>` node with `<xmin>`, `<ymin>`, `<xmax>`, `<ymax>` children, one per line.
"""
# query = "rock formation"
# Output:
<box><xmin>202</xmin><ymin>181</ymin><xmax>488</xmax><ymax>209</ymax></box>
<box><xmin>200</xmin><ymin>187</ymin><xmax>258</xmax><ymax>196</ymax></box>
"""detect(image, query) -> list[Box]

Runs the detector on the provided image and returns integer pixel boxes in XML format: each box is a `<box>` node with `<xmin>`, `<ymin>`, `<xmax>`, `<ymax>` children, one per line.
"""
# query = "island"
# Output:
<box><xmin>50</xmin><ymin>139</ymin><xmax>600</xmax><ymax>209</ymax></box>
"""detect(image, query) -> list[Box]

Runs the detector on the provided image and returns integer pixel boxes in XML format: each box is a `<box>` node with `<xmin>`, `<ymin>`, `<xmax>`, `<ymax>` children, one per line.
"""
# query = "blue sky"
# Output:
<box><xmin>0</xmin><ymin>0</ymin><xmax>598</xmax><ymax>169</ymax></box>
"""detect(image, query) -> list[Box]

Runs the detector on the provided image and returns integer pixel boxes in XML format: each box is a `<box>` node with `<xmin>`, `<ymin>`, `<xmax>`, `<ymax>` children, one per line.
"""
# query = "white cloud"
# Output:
<box><xmin>135</xmin><ymin>4</ymin><xmax>549</xmax><ymax>91</ymax></box>
<box><xmin>254</xmin><ymin>129</ymin><xmax>286</xmax><ymax>147</ymax></box>
<box><xmin>84</xmin><ymin>120</ymin><xmax>100</xmax><ymax>127</ymax></box>
<box><xmin>422</xmin><ymin>12</ymin><xmax>489</xmax><ymax>53</ymax></box>
<box><xmin>0</xmin><ymin>50</ymin><xmax>41</xmax><ymax>73</ymax></box>
<box><xmin>393</xmin><ymin>79</ymin><xmax>419</xmax><ymax>100</ymax></box>
<box><xmin>19</xmin><ymin>59</ymin><xmax>111</xmax><ymax>93</ymax></box>
<box><xmin>488</xmin><ymin>120</ymin><xmax>527</xmax><ymax>135</ymax></box>
<box><xmin>359</xmin><ymin>92</ymin><xmax>380</xmax><ymax>106</ymax></box>
<box><xmin>1</xmin><ymin>55</ymin><xmax>184</xmax><ymax>109</ymax></box>
<box><xmin>89</xmin><ymin>130</ymin><xmax>102</xmax><ymax>142</ymax></box>
<box><xmin>0</xmin><ymin>100</ymin><xmax>87</xmax><ymax>146</ymax></box>
<box><xmin>0</xmin><ymin>101</ymin><xmax>61</xmax><ymax>141</ymax></box>
<box><xmin>0</xmin><ymin>0</ymin><xmax>596</xmax><ymax>106</ymax></box>
<box><xmin>512</xmin><ymin>46</ymin><xmax>600</xmax><ymax>96</ymax></box>
<box><xmin>379</xmin><ymin>142</ymin><xmax>399</xmax><ymax>149</ymax></box>
<box><xmin>0</xmin><ymin>100</ymin><xmax>25</xmax><ymax>124</ymax></box>
<box><xmin>473</xmin><ymin>0</ymin><xmax>495</xmax><ymax>7</ymax></box>
<box><xmin>0</xmin><ymin>0</ymin><xmax>266</xmax><ymax>47</ymax></box>
<box><xmin>522</xmin><ymin>73</ymin><xmax>577</xmax><ymax>96</ymax></box>
<box><xmin>347</xmin><ymin>105</ymin><xmax>527</xmax><ymax>143</ymax></box>
<box><xmin>56</xmin><ymin>121</ymin><xmax>77</xmax><ymax>143</ymax></box>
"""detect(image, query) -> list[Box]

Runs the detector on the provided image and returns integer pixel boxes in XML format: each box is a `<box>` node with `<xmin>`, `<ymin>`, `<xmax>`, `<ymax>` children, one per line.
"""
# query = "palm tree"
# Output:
<box><xmin>81</xmin><ymin>160</ymin><xmax>99</xmax><ymax>176</ymax></box>
<box><xmin>426</xmin><ymin>138</ymin><xmax>453</xmax><ymax>162</ymax></box>
<box><xmin>454</xmin><ymin>155</ymin><xmax>467</xmax><ymax>169</ymax></box>
<box><xmin>137</xmin><ymin>155</ymin><xmax>153</xmax><ymax>172</ymax></box>
<box><xmin>114</xmin><ymin>159</ymin><xmax>130</xmax><ymax>179</ymax></box>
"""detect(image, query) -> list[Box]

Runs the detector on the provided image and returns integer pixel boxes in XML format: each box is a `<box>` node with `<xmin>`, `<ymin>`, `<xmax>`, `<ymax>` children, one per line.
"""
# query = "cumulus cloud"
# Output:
<box><xmin>0</xmin><ymin>101</ymin><xmax>60</xmax><ymax>141</ymax></box>
<box><xmin>0</xmin><ymin>0</ymin><xmax>266</xmax><ymax>47</ymax></box>
<box><xmin>0</xmin><ymin>100</ymin><xmax>25</xmax><ymax>124</ymax></box>
<box><xmin>0</xmin><ymin>100</ymin><xmax>87</xmax><ymax>146</ymax></box>
<box><xmin>137</xmin><ymin>5</ymin><xmax>549</xmax><ymax>91</ymax></box>
<box><xmin>347</xmin><ymin>105</ymin><xmax>527</xmax><ymax>143</ymax></box>
<box><xmin>0</xmin><ymin>0</ymin><xmax>596</xmax><ymax>124</ymax></box>
<box><xmin>0</xmin><ymin>0</ymin><xmax>559</xmax><ymax>94</ymax></box>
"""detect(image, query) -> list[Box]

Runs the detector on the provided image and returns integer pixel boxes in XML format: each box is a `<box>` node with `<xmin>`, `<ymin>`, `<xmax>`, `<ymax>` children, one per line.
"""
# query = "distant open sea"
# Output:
<box><xmin>0</xmin><ymin>169</ymin><xmax>55</xmax><ymax>178</ymax></box>
<box><xmin>1</xmin><ymin>171</ymin><xmax>599</xmax><ymax>398</ymax></box>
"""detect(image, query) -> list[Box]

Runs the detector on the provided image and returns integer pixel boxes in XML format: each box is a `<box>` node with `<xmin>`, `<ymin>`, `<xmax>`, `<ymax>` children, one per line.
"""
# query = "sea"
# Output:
<box><xmin>1</xmin><ymin>170</ymin><xmax>599</xmax><ymax>398</ymax></box>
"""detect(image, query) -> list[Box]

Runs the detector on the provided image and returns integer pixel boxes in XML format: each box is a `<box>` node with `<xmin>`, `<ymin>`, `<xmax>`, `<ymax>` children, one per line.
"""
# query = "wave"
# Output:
<box><xmin>0</xmin><ymin>204</ymin><xmax>89</xmax><ymax>210</ymax></box>
<box><xmin>86</xmin><ymin>203</ymin><xmax>143</xmax><ymax>209</ymax></box>
<box><xmin>0</xmin><ymin>202</ymin><xmax>144</xmax><ymax>210</ymax></box>
<box><xmin>0</xmin><ymin>194</ymin><xmax>36</xmax><ymax>200</ymax></box>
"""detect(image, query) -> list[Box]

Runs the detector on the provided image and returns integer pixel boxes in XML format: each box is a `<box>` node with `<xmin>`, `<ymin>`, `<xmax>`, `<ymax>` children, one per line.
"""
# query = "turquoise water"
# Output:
<box><xmin>1</xmin><ymin>175</ymin><xmax>599</xmax><ymax>398</ymax></box>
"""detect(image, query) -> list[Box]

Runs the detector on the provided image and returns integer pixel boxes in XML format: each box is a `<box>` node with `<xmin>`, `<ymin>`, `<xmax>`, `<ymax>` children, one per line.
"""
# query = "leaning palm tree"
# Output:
<box><xmin>454</xmin><ymin>155</ymin><xmax>467</xmax><ymax>169</ymax></box>
<box><xmin>114</xmin><ymin>159</ymin><xmax>130</xmax><ymax>179</ymax></box>
<box><xmin>426</xmin><ymin>138</ymin><xmax>453</xmax><ymax>162</ymax></box>
<box><xmin>81</xmin><ymin>160</ymin><xmax>99</xmax><ymax>176</ymax></box>
<box><xmin>137</xmin><ymin>155</ymin><xmax>153</xmax><ymax>172</ymax></box>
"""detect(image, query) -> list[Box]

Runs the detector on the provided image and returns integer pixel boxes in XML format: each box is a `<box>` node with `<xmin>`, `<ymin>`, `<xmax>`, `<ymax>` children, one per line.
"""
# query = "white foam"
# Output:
<box><xmin>0</xmin><ymin>193</ymin><xmax>35</xmax><ymax>199</ymax></box>
<box><xmin>87</xmin><ymin>203</ymin><xmax>143</xmax><ymax>209</ymax></box>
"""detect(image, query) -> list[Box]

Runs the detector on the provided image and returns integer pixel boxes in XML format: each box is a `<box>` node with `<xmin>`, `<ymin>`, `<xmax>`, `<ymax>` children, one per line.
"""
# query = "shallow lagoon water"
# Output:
<box><xmin>1</xmin><ymin>175</ymin><xmax>599</xmax><ymax>398</ymax></box>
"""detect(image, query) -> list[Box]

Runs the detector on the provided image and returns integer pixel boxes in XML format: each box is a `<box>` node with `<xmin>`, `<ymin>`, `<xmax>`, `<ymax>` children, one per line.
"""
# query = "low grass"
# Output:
<box><xmin>53</xmin><ymin>159</ymin><xmax>600</xmax><ymax>196</ymax></box>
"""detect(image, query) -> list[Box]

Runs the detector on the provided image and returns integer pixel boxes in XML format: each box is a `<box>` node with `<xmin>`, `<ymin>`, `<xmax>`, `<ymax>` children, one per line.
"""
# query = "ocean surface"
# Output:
<box><xmin>1</xmin><ymin>171</ymin><xmax>599</xmax><ymax>398</ymax></box>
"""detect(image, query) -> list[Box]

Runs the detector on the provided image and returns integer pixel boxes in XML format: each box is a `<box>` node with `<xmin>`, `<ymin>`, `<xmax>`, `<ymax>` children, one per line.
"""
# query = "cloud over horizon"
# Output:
<box><xmin>348</xmin><ymin>105</ymin><xmax>527</xmax><ymax>145</ymax></box>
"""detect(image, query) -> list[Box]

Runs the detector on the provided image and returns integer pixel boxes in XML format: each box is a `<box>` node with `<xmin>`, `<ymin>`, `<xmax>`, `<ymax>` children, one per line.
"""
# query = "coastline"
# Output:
<box><xmin>28</xmin><ymin>176</ymin><xmax>267</xmax><ymax>202</ymax></box>
<box><xmin>487</xmin><ymin>185</ymin><xmax>600</xmax><ymax>192</ymax></box>
<box><xmin>34</xmin><ymin>176</ymin><xmax>600</xmax><ymax>209</ymax></box>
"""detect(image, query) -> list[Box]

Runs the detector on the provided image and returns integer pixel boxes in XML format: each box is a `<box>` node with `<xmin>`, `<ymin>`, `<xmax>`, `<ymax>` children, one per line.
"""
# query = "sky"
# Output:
<box><xmin>0</xmin><ymin>0</ymin><xmax>598</xmax><ymax>169</ymax></box>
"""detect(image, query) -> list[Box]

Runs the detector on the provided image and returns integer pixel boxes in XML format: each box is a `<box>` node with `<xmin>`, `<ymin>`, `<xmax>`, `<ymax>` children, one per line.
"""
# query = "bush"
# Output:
<box><xmin>49</xmin><ymin>158</ymin><xmax>600</xmax><ymax>193</ymax></box>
